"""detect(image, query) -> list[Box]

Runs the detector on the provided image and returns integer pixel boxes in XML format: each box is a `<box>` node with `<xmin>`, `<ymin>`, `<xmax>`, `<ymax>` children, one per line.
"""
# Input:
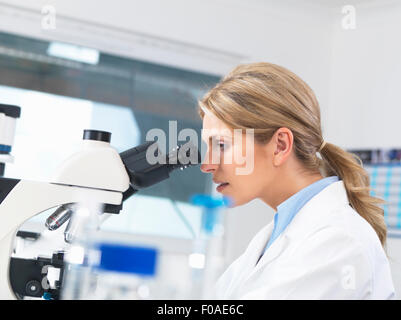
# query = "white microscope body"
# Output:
<box><xmin>0</xmin><ymin>130</ymin><xmax>130</xmax><ymax>299</ymax></box>
<box><xmin>0</xmin><ymin>104</ymin><xmax>198</xmax><ymax>299</ymax></box>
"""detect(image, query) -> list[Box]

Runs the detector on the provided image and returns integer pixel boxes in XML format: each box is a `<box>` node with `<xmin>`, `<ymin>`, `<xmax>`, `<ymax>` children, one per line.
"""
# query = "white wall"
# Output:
<box><xmin>326</xmin><ymin>0</ymin><xmax>401</xmax><ymax>149</ymax></box>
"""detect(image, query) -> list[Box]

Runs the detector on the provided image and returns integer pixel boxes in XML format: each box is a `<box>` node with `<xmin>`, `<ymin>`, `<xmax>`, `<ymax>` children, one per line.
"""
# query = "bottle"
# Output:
<box><xmin>188</xmin><ymin>194</ymin><xmax>231</xmax><ymax>299</ymax></box>
<box><xmin>60</xmin><ymin>201</ymin><xmax>103</xmax><ymax>300</ymax></box>
<box><xmin>61</xmin><ymin>201</ymin><xmax>159</xmax><ymax>300</ymax></box>
<box><xmin>83</xmin><ymin>242</ymin><xmax>158</xmax><ymax>300</ymax></box>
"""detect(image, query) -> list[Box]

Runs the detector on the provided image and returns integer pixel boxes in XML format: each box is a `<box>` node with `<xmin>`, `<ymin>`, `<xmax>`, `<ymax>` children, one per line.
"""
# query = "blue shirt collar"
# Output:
<box><xmin>277</xmin><ymin>176</ymin><xmax>340</xmax><ymax>215</ymax></box>
<box><xmin>262</xmin><ymin>176</ymin><xmax>339</xmax><ymax>253</ymax></box>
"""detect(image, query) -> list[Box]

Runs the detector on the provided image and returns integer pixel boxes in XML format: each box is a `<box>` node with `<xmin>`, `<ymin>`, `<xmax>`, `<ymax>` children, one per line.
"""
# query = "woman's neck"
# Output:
<box><xmin>261</xmin><ymin>170</ymin><xmax>323</xmax><ymax>211</ymax></box>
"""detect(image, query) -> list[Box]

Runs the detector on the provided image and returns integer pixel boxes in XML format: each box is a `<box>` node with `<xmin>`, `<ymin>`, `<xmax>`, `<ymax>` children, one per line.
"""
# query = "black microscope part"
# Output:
<box><xmin>0</xmin><ymin>104</ymin><xmax>21</xmax><ymax>118</ymax></box>
<box><xmin>9</xmin><ymin>251</ymin><xmax>65</xmax><ymax>300</ymax></box>
<box><xmin>120</xmin><ymin>141</ymin><xmax>201</xmax><ymax>190</ymax></box>
<box><xmin>83</xmin><ymin>129</ymin><xmax>111</xmax><ymax>143</ymax></box>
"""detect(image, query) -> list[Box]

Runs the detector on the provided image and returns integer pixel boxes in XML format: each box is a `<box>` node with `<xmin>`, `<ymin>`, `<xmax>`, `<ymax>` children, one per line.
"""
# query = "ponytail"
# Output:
<box><xmin>319</xmin><ymin>142</ymin><xmax>387</xmax><ymax>248</ymax></box>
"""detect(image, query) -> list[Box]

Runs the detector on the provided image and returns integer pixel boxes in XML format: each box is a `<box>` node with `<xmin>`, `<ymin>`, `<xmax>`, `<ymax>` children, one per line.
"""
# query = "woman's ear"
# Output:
<box><xmin>272</xmin><ymin>127</ymin><xmax>294</xmax><ymax>166</ymax></box>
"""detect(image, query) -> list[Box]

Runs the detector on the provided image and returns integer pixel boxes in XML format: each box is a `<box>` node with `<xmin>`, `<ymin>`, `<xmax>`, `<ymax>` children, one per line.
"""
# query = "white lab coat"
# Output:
<box><xmin>215</xmin><ymin>180</ymin><xmax>396</xmax><ymax>299</ymax></box>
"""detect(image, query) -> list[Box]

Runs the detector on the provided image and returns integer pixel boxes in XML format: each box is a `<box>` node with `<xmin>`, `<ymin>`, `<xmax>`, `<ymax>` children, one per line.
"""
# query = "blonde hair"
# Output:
<box><xmin>198</xmin><ymin>62</ymin><xmax>387</xmax><ymax>248</ymax></box>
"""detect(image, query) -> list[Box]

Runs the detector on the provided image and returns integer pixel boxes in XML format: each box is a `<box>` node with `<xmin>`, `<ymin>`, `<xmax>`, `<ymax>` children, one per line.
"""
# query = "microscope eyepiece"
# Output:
<box><xmin>120</xmin><ymin>141</ymin><xmax>201</xmax><ymax>190</ymax></box>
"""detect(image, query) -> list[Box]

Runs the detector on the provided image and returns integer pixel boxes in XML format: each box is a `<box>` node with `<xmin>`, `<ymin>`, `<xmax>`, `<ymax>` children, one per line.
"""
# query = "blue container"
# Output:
<box><xmin>96</xmin><ymin>243</ymin><xmax>158</xmax><ymax>276</ymax></box>
<box><xmin>190</xmin><ymin>194</ymin><xmax>232</xmax><ymax>234</ymax></box>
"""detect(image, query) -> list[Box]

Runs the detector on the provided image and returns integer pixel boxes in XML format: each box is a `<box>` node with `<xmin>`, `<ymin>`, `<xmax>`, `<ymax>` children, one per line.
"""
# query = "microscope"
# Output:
<box><xmin>0</xmin><ymin>104</ymin><xmax>200</xmax><ymax>299</ymax></box>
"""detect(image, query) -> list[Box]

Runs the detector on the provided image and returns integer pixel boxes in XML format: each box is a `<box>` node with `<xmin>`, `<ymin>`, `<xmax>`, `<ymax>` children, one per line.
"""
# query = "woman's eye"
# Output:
<box><xmin>219</xmin><ymin>142</ymin><xmax>226</xmax><ymax>151</ymax></box>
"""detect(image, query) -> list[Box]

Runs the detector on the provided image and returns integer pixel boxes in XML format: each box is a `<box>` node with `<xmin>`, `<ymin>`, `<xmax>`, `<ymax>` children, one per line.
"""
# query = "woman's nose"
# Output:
<box><xmin>200</xmin><ymin>162</ymin><xmax>218</xmax><ymax>173</ymax></box>
<box><xmin>200</xmin><ymin>151</ymin><xmax>218</xmax><ymax>173</ymax></box>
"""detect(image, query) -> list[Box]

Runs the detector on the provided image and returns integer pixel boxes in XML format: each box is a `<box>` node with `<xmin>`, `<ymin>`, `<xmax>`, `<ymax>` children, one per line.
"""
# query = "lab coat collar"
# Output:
<box><xmin>222</xmin><ymin>221</ymin><xmax>275</xmax><ymax>298</ymax></box>
<box><xmin>283</xmin><ymin>180</ymin><xmax>349</xmax><ymax>240</ymax></box>
<box><xmin>241</xmin><ymin>180</ymin><xmax>348</xmax><ymax>286</ymax></box>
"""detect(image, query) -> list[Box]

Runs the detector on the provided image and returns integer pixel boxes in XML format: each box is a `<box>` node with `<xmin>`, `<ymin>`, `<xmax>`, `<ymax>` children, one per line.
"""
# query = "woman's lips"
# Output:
<box><xmin>216</xmin><ymin>182</ymin><xmax>229</xmax><ymax>192</ymax></box>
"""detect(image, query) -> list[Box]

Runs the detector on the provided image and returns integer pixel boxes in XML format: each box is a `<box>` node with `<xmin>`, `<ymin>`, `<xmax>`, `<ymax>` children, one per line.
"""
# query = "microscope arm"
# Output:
<box><xmin>0</xmin><ymin>178</ymin><xmax>122</xmax><ymax>299</ymax></box>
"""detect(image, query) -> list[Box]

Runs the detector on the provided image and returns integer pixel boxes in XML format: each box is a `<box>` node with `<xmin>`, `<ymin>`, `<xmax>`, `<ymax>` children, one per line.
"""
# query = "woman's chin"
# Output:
<box><xmin>225</xmin><ymin>195</ymin><xmax>251</xmax><ymax>208</ymax></box>
<box><xmin>216</xmin><ymin>186</ymin><xmax>251</xmax><ymax>208</ymax></box>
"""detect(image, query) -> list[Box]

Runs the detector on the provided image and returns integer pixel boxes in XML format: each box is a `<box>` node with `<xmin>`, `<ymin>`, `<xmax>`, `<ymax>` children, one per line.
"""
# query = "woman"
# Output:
<box><xmin>198</xmin><ymin>62</ymin><xmax>395</xmax><ymax>299</ymax></box>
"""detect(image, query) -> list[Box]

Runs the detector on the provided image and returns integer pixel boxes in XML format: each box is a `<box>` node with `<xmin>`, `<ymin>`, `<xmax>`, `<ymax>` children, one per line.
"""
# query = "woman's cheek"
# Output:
<box><xmin>222</xmin><ymin>146</ymin><xmax>234</xmax><ymax>165</ymax></box>
<box><xmin>231</xmin><ymin>144</ymin><xmax>244</xmax><ymax>167</ymax></box>
<box><xmin>231</xmin><ymin>145</ymin><xmax>255</xmax><ymax>176</ymax></box>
